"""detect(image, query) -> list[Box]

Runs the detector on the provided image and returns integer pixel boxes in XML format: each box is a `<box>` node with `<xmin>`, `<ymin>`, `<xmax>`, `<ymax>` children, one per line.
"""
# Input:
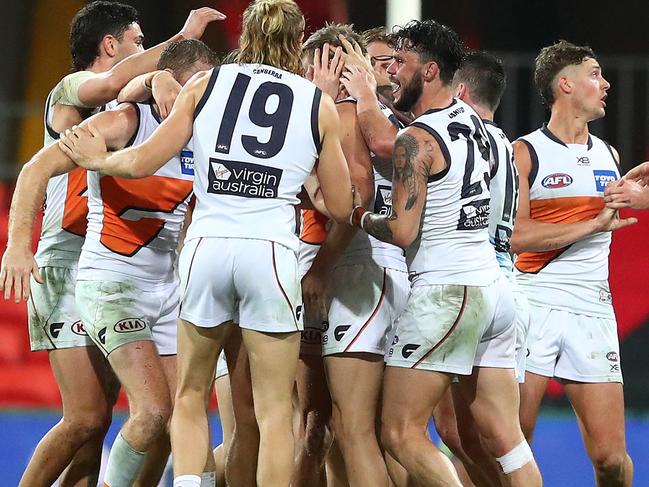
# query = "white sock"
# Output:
<box><xmin>174</xmin><ymin>474</ymin><xmax>202</xmax><ymax>487</ymax></box>
<box><xmin>200</xmin><ymin>471</ymin><xmax>216</xmax><ymax>486</ymax></box>
<box><xmin>103</xmin><ymin>433</ymin><xmax>146</xmax><ymax>487</ymax></box>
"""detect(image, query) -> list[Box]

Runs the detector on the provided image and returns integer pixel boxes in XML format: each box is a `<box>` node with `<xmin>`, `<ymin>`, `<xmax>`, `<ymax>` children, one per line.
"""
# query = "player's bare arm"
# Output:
<box><xmin>315</xmin><ymin>93</ymin><xmax>354</xmax><ymax>223</ymax></box>
<box><xmin>118</xmin><ymin>70</ymin><xmax>181</xmax><ymax>119</ymax></box>
<box><xmin>605</xmin><ymin>157</ymin><xmax>649</xmax><ymax>209</ymax></box>
<box><xmin>354</xmin><ymin>126</ymin><xmax>438</xmax><ymax>248</ymax></box>
<box><xmin>0</xmin><ymin>105</ymin><xmax>139</xmax><ymax>302</ymax></box>
<box><xmin>511</xmin><ymin>140</ymin><xmax>637</xmax><ymax>254</ymax></box>
<box><xmin>60</xmin><ymin>70</ymin><xmax>209</xmax><ymax>179</ymax></box>
<box><xmin>75</xmin><ymin>7</ymin><xmax>224</xmax><ymax>108</ymax></box>
<box><xmin>341</xmin><ymin>65</ymin><xmax>398</xmax><ymax>160</ymax></box>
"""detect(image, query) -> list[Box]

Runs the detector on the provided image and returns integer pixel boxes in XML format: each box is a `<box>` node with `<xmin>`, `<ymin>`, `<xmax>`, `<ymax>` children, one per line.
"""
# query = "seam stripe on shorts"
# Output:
<box><xmin>412</xmin><ymin>285</ymin><xmax>468</xmax><ymax>369</ymax></box>
<box><xmin>344</xmin><ymin>267</ymin><xmax>387</xmax><ymax>353</ymax></box>
<box><xmin>29</xmin><ymin>291</ymin><xmax>57</xmax><ymax>349</ymax></box>
<box><xmin>271</xmin><ymin>241</ymin><xmax>299</xmax><ymax>330</ymax></box>
<box><xmin>179</xmin><ymin>237</ymin><xmax>204</xmax><ymax>314</ymax></box>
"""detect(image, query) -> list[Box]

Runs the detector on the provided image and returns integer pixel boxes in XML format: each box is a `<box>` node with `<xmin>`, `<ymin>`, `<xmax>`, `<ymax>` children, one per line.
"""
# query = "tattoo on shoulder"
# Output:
<box><xmin>393</xmin><ymin>133</ymin><xmax>432</xmax><ymax>210</ymax></box>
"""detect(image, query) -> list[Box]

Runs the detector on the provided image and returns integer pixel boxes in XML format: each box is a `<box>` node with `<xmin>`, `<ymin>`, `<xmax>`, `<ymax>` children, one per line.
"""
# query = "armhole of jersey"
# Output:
<box><xmin>44</xmin><ymin>91</ymin><xmax>60</xmax><ymax>140</ymax></box>
<box><xmin>193</xmin><ymin>67</ymin><xmax>220</xmax><ymax>120</ymax></box>
<box><xmin>335</xmin><ymin>98</ymin><xmax>357</xmax><ymax>105</ymax></box>
<box><xmin>124</xmin><ymin>103</ymin><xmax>141</xmax><ymax>148</ymax></box>
<box><xmin>486</xmin><ymin>131</ymin><xmax>499</xmax><ymax>179</ymax></box>
<box><xmin>519</xmin><ymin>139</ymin><xmax>539</xmax><ymax>188</ymax></box>
<box><xmin>149</xmin><ymin>103</ymin><xmax>163</xmax><ymax>124</ymax></box>
<box><xmin>410</xmin><ymin>122</ymin><xmax>451</xmax><ymax>183</ymax></box>
<box><xmin>311</xmin><ymin>88</ymin><xmax>322</xmax><ymax>153</ymax></box>
<box><xmin>603</xmin><ymin>140</ymin><xmax>623</xmax><ymax>176</ymax></box>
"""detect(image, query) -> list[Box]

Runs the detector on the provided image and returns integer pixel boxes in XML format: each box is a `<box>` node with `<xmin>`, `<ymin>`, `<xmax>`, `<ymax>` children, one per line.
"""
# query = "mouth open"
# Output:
<box><xmin>391</xmin><ymin>78</ymin><xmax>401</xmax><ymax>95</ymax></box>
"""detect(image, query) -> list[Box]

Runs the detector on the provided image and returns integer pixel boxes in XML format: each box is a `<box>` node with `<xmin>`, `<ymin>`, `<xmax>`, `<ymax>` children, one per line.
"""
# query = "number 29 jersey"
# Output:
<box><xmin>407</xmin><ymin>99</ymin><xmax>500</xmax><ymax>286</ymax></box>
<box><xmin>77</xmin><ymin>103</ymin><xmax>194</xmax><ymax>283</ymax></box>
<box><xmin>187</xmin><ymin>64</ymin><xmax>322</xmax><ymax>252</ymax></box>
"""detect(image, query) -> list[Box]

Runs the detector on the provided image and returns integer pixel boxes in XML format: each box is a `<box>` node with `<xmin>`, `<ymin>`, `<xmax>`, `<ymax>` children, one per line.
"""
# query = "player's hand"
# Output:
<box><xmin>312</xmin><ymin>43</ymin><xmax>345</xmax><ymax>100</ymax></box>
<box><xmin>604</xmin><ymin>178</ymin><xmax>649</xmax><ymax>210</ymax></box>
<box><xmin>341</xmin><ymin>64</ymin><xmax>377</xmax><ymax>102</ymax></box>
<box><xmin>152</xmin><ymin>71</ymin><xmax>182</xmax><ymax>119</ymax></box>
<box><xmin>179</xmin><ymin>7</ymin><xmax>226</xmax><ymax>40</ymax></box>
<box><xmin>594</xmin><ymin>205</ymin><xmax>638</xmax><ymax>232</ymax></box>
<box><xmin>59</xmin><ymin>124</ymin><xmax>107</xmax><ymax>170</ymax></box>
<box><xmin>301</xmin><ymin>264</ymin><xmax>330</xmax><ymax>325</ymax></box>
<box><xmin>624</xmin><ymin>161</ymin><xmax>649</xmax><ymax>186</ymax></box>
<box><xmin>339</xmin><ymin>35</ymin><xmax>373</xmax><ymax>72</ymax></box>
<box><xmin>0</xmin><ymin>246</ymin><xmax>42</xmax><ymax>303</ymax></box>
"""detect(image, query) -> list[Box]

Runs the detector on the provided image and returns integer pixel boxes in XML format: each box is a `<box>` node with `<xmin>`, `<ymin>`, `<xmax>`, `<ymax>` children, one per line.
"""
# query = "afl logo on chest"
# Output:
<box><xmin>542</xmin><ymin>173</ymin><xmax>573</xmax><ymax>189</ymax></box>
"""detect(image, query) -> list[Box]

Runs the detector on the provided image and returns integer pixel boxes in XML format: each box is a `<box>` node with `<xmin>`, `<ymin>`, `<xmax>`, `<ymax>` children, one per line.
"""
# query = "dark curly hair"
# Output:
<box><xmin>534</xmin><ymin>40</ymin><xmax>596</xmax><ymax>107</ymax></box>
<box><xmin>392</xmin><ymin>20</ymin><xmax>465</xmax><ymax>85</ymax></box>
<box><xmin>70</xmin><ymin>1</ymin><xmax>139</xmax><ymax>71</ymax></box>
<box><xmin>454</xmin><ymin>50</ymin><xmax>506</xmax><ymax>112</ymax></box>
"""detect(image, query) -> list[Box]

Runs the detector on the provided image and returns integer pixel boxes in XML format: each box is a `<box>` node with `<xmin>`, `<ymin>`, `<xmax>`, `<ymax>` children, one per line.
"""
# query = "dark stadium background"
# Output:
<box><xmin>0</xmin><ymin>0</ymin><xmax>647</xmax><ymax>485</ymax></box>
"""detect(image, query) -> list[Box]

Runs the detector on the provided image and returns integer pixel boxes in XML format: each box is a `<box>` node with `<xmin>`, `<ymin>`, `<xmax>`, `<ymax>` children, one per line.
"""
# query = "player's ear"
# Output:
<box><xmin>558</xmin><ymin>75</ymin><xmax>572</xmax><ymax>96</ymax></box>
<box><xmin>102</xmin><ymin>34</ymin><xmax>118</xmax><ymax>58</ymax></box>
<box><xmin>455</xmin><ymin>82</ymin><xmax>467</xmax><ymax>99</ymax></box>
<box><xmin>422</xmin><ymin>61</ymin><xmax>438</xmax><ymax>83</ymax></box>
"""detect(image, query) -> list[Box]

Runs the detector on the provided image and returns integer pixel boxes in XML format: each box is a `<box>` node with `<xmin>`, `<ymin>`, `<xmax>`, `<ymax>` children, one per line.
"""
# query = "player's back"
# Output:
<box><xmin>79</xmin><ymin>102</ymin><xmax>194</xmax><ymax>283</ymax></box>
<box><xmin>407</xmin><ymin>98</ymin><xmax>500</xmax><ymax>286</ymax></box>
<box><xmin>188</xmin><ymin>63</ymin><xmax>322</xmax><ymax>251</ymax></box>
<box><xmin>484</xmin><ymin>120</ymin><xmax>518</xmax><ymax>274</ymax></box>
<box><xmin>35</xmin><ymin>73</ymin><xmax>116</xmax><ymax>268</ymax></box>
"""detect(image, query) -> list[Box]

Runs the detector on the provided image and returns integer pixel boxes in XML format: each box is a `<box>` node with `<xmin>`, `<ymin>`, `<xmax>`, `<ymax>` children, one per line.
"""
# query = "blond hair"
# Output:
<box><xmin>236</xmin><ymin>0</ymin><xmax>305</xmax><ymax>75</ymax></box>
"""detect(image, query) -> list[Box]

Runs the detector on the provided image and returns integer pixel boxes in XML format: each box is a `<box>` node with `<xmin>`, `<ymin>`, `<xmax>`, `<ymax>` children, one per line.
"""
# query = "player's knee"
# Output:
<box><xmin>63</xmin><ymin>411</ymin><xmax>111</xmax><ymax>442</ymax></box>
<box><xmin>591</xmin><ymin>449</ymin><xmax>629</xmax><ymax>479</ymax></box>
<box><xmin>380</xmin><ymin>421</ymin><xmax>410</xmax><ymax>459</ymax></box>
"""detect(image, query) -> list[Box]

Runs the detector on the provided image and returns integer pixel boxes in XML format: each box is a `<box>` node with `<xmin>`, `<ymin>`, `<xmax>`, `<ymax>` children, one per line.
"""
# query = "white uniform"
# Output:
<box><xmin>75</xmin><ymin>103</ymin><xmax>194</xmax><ymax>356</ymax></box>
<box><xmin>484</xmin><ymin>120</ymin><xmax>529</xmax><ymax>382</ymax></box>
<box><xmin>179</xmin><ymin>64</ymin><xmax>322</xmax><ymax>332</ymax></box>
<box><xmin>29</xmin><ymin>72</ymin><xmax>115</xmax><ymax>351</ymax></box>
<box><xmin>386</xmin><ymin>99</ymin><xmax>516</xmax><ymax>375</ymax></box>
<box><xmin>323</xmin><ymin>101</ymin><xmax>409</xmax><ymax>356</ymax></box>
<box><xmin>515</xmin><ymin>126</ymin><xmax>622</xmax><ymax>383</ymax></box>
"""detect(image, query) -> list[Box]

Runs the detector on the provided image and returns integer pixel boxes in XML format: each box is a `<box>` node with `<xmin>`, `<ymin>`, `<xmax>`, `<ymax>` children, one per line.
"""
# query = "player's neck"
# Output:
<box><xmin>546</xmin><ymin>108</ymin><xmax>590</xmax><ymax>145</ymax></box>
<box><xmin>86</xmin><ymin>56</ymin><xmax>116</xmax><ymax>74</ymax></box>
<box><xmin>472</xmin><ymin>103</ymin><xmax>494</xmax><ymax>122</ymax></box>
<box><xmin>414</xmin><ymin>84</ymin><xmax>454</xmax><ymax>118</ymax></box>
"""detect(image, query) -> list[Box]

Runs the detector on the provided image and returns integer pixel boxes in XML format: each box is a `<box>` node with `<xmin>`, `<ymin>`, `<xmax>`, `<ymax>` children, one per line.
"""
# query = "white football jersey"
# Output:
<box><xmin>514</xmin><ymin>126</ymin><xmax>620</xmax><ymax>317</ymax></box>
<box><xmin>484</xmin><ymin>120</ymin><xmax>518</xmax><ymax>274</ymax></box>
<box><xmin>406</xmin><ymin>98</ymin><xmax>500</xmax><ymax>286</ymax></box>
<box><xmin>187</xmin><ymin>64</ymin><xmax>321</xmax><ymax>252</ymax></box>
<box><xmin>338</xmin><ymin>100</ymin><xmax>406</xmax><ymax>271</ymax></box>
<box><xmin>77</xmin><ymin>103</ymin><xmax>194</xmax><ymax>283</ymax></box>
<box><xmin>35</xmin><ymin>77</ymin><xmax>117</xmax><ymax>269</ymax></box>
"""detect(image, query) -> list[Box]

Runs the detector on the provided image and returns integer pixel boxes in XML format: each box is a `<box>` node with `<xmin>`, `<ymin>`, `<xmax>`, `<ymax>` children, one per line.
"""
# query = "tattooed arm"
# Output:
<box><xmin>351</xmin><ymin>126</ymin><xmax>446</xmax><ymax>248</ymax></box>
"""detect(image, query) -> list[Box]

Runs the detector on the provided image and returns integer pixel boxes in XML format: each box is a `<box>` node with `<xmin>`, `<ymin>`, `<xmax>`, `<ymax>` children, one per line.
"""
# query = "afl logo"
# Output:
<box><xmin>542</xmin><ymin>173</ymin><xmax>573</xmax><ymax>189</ymax></box>
<box><xmin>114</xmin><ymin>318</ymin><xmax>147</xmax><ymax>333</ymax></box>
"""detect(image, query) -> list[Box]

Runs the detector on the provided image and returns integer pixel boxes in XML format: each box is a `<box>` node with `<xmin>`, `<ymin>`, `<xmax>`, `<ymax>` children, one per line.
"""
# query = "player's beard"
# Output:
<box><xmin>394</xmin><ymin>71</ymin><xmax>423</xmax><ymax>112</ymax></box>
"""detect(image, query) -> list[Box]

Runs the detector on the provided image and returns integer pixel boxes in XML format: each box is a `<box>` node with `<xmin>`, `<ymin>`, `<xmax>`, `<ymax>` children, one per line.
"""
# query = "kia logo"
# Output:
<box><xmin>113</xmin><ymin>318</ymin><xmax>147</xmax><ymax>333</ymax></box>
<box><xmin>542</xmin><ymin>173</ymin><xmax>573</xmax><ymax>189</ymax></box>
<box><xmin>71</xmin><ymin>320</ymin><xmax>88</xmax><ymax>336</ymax></box>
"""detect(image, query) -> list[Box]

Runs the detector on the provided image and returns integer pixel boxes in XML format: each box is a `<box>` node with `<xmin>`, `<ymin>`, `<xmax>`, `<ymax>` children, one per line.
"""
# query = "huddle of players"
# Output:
<box><xmin>0</xmin><ymin>0</ymin><xmax>638</xmax><ymax>486</ymax></box>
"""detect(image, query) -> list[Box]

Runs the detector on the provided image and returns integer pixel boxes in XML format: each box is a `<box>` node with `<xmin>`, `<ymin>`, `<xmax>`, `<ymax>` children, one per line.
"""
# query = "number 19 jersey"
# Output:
<box><xmin>188</xmin><ymin>64</ymin><xmax>322</xmax><ymax>252</ymax></box>
<box><xmin>407</xmin><ymin>99</ymin><xmax>500</xmax><ymax>286</ymax></box>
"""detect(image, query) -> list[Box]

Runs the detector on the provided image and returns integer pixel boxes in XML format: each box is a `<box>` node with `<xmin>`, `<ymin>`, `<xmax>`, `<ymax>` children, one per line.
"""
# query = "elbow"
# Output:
<box><xmin>510</xmin><ymin>229</ymin><xmax>526</xmax><ymax>255</ymax></box>
<box><xmin>370</xmin><ymin>140</ymin><xmax>393</xmax><ymax>160</ymax></box>
<box><xmin>392</xmin><ymin>227</ymin><xmax>417</xmax><ymax>249</ymax></box>
<box><xmin>130</xmin><ymin>162</ymin><xmax>155</xmax><ymax>179</ymax></box>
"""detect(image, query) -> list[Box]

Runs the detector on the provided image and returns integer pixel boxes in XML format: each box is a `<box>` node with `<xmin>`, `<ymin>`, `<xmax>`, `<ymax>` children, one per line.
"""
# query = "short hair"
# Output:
<box><xmin>362</xmin><ymin>26</ymin><xmax>393</xmax><ymax>47</ymax></box>
<box><xmin>534</xmin><ymin>40</ymin><xmax>596</xmax><ymax>107</ymax></box>
<box><xmin>236</xmin><ymin>0</ymin><xmax>305</xmax><ymax>75</ymax></box>
<box><xmin>302</xmin><ymin>23</ymin><xmax>366</xmax><ymax>62</ymax></box>
<box><xmin>391</xmin><ymin>20</ymin><xmax>465</xmax><ymax>85</ymax></box>
<box><xmin>454</xmin><ymin>50</ymin><xmax>506</xmax><ymax>112</ymax></box>
<box><xmin>70</xmin><ymin>1</ymin><xmax>139</xmax><ymax>71</ymax></box>
<box><xmin>157</xmin><ymin>40</ymin><xmax>219</xmax><ymax>73</ymax></box>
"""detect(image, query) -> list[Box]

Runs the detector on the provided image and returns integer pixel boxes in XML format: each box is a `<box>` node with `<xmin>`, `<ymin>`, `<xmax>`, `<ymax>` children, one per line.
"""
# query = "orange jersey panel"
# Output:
<box><xmin>61</xmin><ymin>167</ymin><xmax>88</xmax><ymax>237</ymax></box>
<box><xmin>300</xmin><ymin>209</ymin><xmax>328</xmax><ymax>244</ymax></box>
<box><xmin>100</xmin><ymin>175</ymin><xmax>193</xmax><ymax>256</ymax></box>
<box><xmin>515</xmin><ymin>196</ymin><xmax>604</xmax><ymax>273</ymax></box>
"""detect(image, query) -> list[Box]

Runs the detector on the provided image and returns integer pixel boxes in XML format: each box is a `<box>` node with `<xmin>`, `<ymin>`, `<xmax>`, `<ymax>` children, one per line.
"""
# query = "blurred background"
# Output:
<box><xmin>0</xmin><ymin>0</ymin><xmax>647</xmax><ymax>485</ymax></box>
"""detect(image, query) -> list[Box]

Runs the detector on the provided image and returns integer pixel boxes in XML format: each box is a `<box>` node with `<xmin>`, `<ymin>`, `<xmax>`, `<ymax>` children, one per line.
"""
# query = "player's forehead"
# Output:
<box><xmin>581</xmin><ymin>57</ymin><xmax>601</xmax><ymax>71</ymax></box>
<box><xmin>367</xmin><ymin>40</ymin><xmax>392</xmax><ymax>57</ymax></box>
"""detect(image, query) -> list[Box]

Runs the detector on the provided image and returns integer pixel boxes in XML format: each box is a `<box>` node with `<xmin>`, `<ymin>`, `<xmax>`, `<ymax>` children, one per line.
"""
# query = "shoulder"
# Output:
<box><xmin>52</xmin><ymin>71</ymin><xmax>96</xmax><ymax>107</ymax></box>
